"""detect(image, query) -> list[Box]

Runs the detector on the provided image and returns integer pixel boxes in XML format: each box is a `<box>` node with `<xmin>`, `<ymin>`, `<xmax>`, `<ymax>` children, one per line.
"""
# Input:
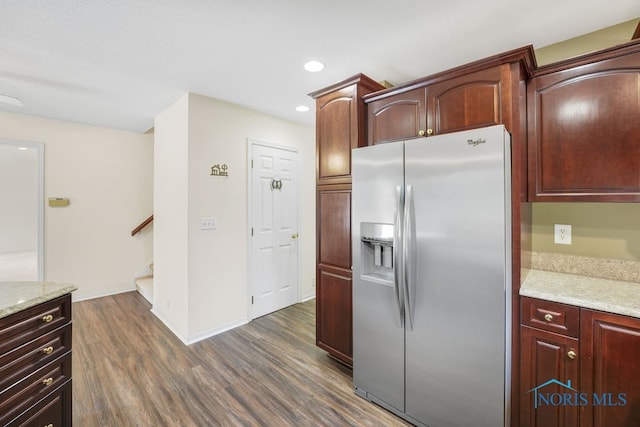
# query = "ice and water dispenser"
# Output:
<box><xmin>359</xmin><ymin>222</ymin><xmax>395</xmax><ymax>280</ymax></box>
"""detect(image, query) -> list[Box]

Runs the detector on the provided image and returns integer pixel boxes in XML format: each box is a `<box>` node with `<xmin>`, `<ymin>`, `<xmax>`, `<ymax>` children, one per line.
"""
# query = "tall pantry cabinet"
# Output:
<box><xmin>309</xmin><ymin>74</ymin><xmax>385</xmax><ymax>366</ymax></box>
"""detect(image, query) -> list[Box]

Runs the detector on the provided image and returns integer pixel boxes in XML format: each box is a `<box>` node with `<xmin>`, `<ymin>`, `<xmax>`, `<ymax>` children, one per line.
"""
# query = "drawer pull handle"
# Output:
<box><xmin>42</xmin><ymin>314</ymin><xmax>54</xmax><ymax>323</ymax></box>
<box><xmin>544</xmin><ymin>314</ymin><xmax>553</xmax><ymax>322</ymax></box>
<box><xmin>42</xmin><ymin>346</ymin><xmax>54</xmax><ymax>355</ymax></box>
<box><xmin>567</xmin><ymin>350</ymin><xmax>577</xmax><ymax>360</ymax></box>
<box><xmin>42</xmin><ymin>377</ymin><xmax>54</xmax><ymax>387</ymax></box>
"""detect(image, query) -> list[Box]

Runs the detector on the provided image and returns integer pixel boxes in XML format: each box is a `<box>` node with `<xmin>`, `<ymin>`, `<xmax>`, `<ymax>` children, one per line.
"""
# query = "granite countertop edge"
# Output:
<box><xmin>520</xmin><ymin>269</ymin><xmax>640</xmax><ymax>319</ymax></box>
<box><xmin>0</xmin><ymin>282</ymin><xmax>78</xmax><ymax>320</ymax></box>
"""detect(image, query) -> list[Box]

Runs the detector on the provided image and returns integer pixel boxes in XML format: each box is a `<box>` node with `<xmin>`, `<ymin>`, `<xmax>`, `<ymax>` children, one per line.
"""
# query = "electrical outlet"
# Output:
<box><xmin>554</xmin><ymin>224</ymin><xmax>572</xmax><ymax>245</ymax></box>
<box><xmin>201</xmin><ymin>217</ymin><xmax>216</xmax><ymax>230</ymax></box>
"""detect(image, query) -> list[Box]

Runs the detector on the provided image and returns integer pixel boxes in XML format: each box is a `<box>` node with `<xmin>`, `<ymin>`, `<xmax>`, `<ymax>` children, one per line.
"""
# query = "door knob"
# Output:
<box><xmin>291</xmin><ymin>233</ymin><xmax>299</xmax><ymax>239</ymax></box>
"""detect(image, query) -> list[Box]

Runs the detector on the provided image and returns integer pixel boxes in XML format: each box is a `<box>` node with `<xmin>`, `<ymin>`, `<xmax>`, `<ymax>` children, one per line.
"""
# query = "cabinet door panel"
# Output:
<box><xmin>317</xmin><ymin>95</ymin><xmax>354</xmax><ymax>182</ymax></box>
<box><xmin>368</xmin><ymin>88</ymin><xmax>426</xmax><ymax>144</ymax></box>
<box><xmin>427</xmin><ymin>66</ymin><xmax>503</xmax><ymax>135</ymax></box>
<box><xmin>528</xmin><ymin>50</ymin><xmax>640</xmax><ymax>201</ymax></box>
<box><xmin>580</xmin><ymin>310</ymin><xmax>640</xmax><ymax>427</ymax></box>
<box><xmin>317</xmin><ymin>187</ymin><xmax>351</xmax><ymax>269</ymax></box>
<box><xmin>316</xmin><ymin>265</ymin><xmax>352</xmax><ymax>365</ymax></box>
<box><xmin>520</xmin><ymin>326</ymin><xmax>579</xmax><ymax>427</ymax></box>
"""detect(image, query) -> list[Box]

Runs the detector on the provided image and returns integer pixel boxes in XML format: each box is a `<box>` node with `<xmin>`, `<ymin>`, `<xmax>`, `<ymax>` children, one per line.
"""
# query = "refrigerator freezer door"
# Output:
<box><xmin>404</xmin><ymin>126</ymin><xmax>511</xmax><ymax>427</ymax></box>
<box><xmin>352</xmin><ymin>142</ymin><xmax>406</xmax><ymax>413</ymax></box>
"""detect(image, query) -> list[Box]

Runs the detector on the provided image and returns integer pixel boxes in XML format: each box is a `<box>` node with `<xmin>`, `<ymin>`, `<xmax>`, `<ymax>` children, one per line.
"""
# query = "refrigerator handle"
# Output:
<box><xmin>394</xmin><ymin>185</ymin><xmax>404</xmax><ymax>325</ymax></box>
<box><xmin>403</xmin><ymin>184</ymin><xmax>415</xmax><ymax>331</ymax></box>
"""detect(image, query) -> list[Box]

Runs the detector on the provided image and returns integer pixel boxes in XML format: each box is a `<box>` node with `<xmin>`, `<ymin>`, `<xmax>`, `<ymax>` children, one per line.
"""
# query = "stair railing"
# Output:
<box><xmin>131</xmin><ymin>215</ymin><xmax>153</xmax><ymax>236</ymax></box>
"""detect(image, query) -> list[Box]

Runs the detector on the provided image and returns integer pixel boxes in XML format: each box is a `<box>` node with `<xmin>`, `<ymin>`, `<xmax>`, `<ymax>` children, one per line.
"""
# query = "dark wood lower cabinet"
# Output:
<box><xmin>316</xmin><ymin>264</ymin><xmax>352</xmax><ymax>365</ymax></box>
<box><xmin>521</xmin><ymin>297</ymin><xmax>640</xmax><ymax>427</ymax></box>
<box><xmin>316</xmin><ymin>185</ymin><xmax>353</xmax><ymax>366</ymax></box>
<box><xmin>0</xmin><ymin>294</ymin><xmax>73</xmax><ymax>427</ymax></box>
<box><xmin>7</xmin><ymin>381</ymin><xmax>72</xmax><ymax>427</ymax></box>
<box><xmin>580</xmin><ymin>309</ymin><xmax>640</xmax><ymax>427</ymax></box>
<box><xmin>520</xmin><ymin>325</ymin><xmax>579</xmax><ymax>427</ymax></box>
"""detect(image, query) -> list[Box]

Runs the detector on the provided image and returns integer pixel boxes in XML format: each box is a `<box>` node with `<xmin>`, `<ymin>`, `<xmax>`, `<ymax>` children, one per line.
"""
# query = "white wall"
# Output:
<box><xmin>152</xmin><ymin>94</ymin><xmax>190</xmax><ymax>339</ymax></box>
<box><xmin>0</xmin><ymin>111</ymin><xmax>154</xmax><ymax>301</ymax></box>
<box><xmin>154</xmin><ymin>93</ymin><xmax>315</xmax><ymax>343</ymax></box>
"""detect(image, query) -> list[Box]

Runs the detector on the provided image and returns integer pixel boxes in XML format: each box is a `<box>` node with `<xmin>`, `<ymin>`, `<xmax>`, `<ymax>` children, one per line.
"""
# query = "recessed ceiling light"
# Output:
<box><xmin>0</xmin><ymin>94</ymin><xmax>23</xmax><ymax>107</ymax></box>
<box><xmin>304</xmin><ymin>60</ymin><xmax>325</xmax><ymax>72</ymax></box>
<box><xmin>296</xmin><ymin>105</ymin><xmax>310</xmax><ymax>112</ymax></box>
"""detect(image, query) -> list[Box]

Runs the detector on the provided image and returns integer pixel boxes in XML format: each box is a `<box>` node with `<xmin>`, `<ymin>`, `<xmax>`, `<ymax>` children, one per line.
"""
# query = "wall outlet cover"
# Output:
<box><xmin>554</xmin><ymin>224</ymin><xmax>572</xmax><ymax>245</ymax></box>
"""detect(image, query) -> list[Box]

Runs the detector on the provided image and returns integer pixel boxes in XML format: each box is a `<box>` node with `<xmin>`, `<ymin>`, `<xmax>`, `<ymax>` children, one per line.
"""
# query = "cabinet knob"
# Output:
<box><xmin>544</xmin><ymin>313</ymin><xmax>553</xmax><ymax>322</ymax></box>
<box><xmin>567</xmin><ymin>350</ymin><xmax>577</xmax><ymax>360</ymax></box>
<box><xmin>45</xmin><ymin>424</ymin><xmax>54</xmax><ymax>427</ymax></box>
<box><xmin>42</xmin><ymin>346</ymin><xmax>54</xmax><ymax>355</ymax></box>
<box><xmin>418</xmin><ymin>130</ymin><xmax>426</xmax><ymax>136</ymax></box>
<box><xmin>426</xmin><ymin>128</ymin><xmax>434</xmax><ymax>135</ymax></box>
<box><xmin>42</xmin><ymin>314</ymin><xmax>54</xmax><ymax>323</ymax></box>
<box><xmin>42</xmin><ymin>377</ymin><xmax>54</xmax><ymax>387</ymax></box>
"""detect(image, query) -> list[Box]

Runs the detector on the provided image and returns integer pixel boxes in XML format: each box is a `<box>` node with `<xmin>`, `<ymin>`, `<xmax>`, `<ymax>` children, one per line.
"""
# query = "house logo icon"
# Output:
<box><xmin>528</xmin><ymin>379</ymin><xmax>576</xmax><ymax>409</ymax></box>
<box><xmin>527</xmin><ymin>378</ymin><xmax>628</xmax><ymax>408</ymax></box>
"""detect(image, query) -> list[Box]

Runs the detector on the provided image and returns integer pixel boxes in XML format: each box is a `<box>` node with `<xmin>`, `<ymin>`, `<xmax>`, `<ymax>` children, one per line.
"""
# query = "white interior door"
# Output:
<box><xmin>249</xmin><ymin>141</ymin><xmax>299</xmax><ymax>319</ymax></box>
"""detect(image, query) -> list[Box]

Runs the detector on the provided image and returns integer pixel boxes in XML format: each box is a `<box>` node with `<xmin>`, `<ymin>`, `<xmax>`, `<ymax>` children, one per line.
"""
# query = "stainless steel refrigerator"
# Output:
<box><xmin>352</xmin><ymin>125</ymin><xmax>512</xmax><ymax>427</ymax></box>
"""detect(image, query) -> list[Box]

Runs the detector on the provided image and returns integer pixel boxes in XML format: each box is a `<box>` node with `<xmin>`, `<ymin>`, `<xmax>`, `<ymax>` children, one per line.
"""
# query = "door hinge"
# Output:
<box><xmin>251</xmin><ymin>227</ymin><xmax>254</xmax><ymax>236</ymax></box>
<box><xmin>251</xmin><ymin>296</ymin><xmax>254</xmax><ymax>304</ymax></box>
<box><xmin>251</xmin><ymin>159</ymin><xmax>253</xmax><ymax>168</ymax></box>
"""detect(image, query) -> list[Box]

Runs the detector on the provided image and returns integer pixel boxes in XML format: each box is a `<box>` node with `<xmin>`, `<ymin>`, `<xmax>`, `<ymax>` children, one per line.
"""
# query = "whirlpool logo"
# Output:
<box><xmin>528</xmin><ymin>379</ymin><xmax>627</xmax><ymax>409</ymax></box>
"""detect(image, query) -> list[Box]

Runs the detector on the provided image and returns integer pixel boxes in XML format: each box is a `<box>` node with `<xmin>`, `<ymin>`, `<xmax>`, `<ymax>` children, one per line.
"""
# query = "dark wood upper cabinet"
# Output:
<box><xmin>365</xmin><ymin>46</ymin><xmax>536</xmax><ymax>145</ymax></box>
<box><xmin>367</xmin><ymin>87</ymin><xmax>427</xmax><ymax>144</ymax></box>
<box><xmin>310</xmin><ymin>74</ymin><xmax>385</xmax><ymax>185</ymax></box>
<box><xmin>427</xmin><ymin>66</ymin><xmax>503</xmax><ymax>135</ymax></box>
<box><xmin>528</xmin><ymin>40</ymin><xmax>640</xmax><ymax>202</ymax></box>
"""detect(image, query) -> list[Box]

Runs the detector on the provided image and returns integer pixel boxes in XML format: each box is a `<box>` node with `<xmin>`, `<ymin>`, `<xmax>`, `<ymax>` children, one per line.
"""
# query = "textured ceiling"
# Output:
<box><xmin>0</xmin><ymin>1</ymin><xmax>639</xmax><ymax>133</ymax></box>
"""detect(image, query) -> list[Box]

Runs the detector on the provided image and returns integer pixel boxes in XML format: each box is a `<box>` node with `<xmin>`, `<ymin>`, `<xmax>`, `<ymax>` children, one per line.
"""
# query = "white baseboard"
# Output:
<box><xmin>150</xmin><ymin>308</ymin><xmax>249</xmax><ymax>346</ymax></box>
<box><xmin>301</xmin><ymin>293</ymin><xmax>316</xmax><ymax>303</ymax></box>
<box><xmin>186</xmin><ymin>319</ymin><xmax>249</xmax><ymax>345</ymax></box>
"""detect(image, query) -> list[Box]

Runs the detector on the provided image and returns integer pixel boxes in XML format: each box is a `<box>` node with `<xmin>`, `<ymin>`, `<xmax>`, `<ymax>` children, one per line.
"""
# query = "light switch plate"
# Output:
<box><xmin>201</xmin><ymin>217</ymin><xmax>216</xmax><ymax>230</ymax></box>
<box><xmin>554</xmin><ymin>224</ymin><xmax>571</xmax><ymax>245</ymax></box>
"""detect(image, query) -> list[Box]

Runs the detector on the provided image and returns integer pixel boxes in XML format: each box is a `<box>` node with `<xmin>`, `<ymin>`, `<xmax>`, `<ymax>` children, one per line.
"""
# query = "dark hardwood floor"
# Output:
<box><xmin>73</xmin><ymin>292</ymin><xmax>410</xmax><ymax>426</ymax></box>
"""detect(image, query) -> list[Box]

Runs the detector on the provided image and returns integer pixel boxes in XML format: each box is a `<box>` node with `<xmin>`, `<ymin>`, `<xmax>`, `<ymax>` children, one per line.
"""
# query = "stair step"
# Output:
<box><xmin>135</xmin><ymin>275</ymin><xmax>153</xmax><ymax>303</ymax></box>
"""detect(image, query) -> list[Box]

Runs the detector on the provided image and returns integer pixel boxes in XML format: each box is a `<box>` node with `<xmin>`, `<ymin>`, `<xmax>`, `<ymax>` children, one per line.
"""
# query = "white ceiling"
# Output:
<box><xmin>1</xmin><ymin>1</ymin><xmax>639</xmax><ymax>133</ymax></box>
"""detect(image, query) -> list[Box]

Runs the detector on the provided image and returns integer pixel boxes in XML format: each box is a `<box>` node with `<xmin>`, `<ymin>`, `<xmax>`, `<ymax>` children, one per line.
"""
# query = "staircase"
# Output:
<box><xmin>134</xmin><ymin>263</ymin><xmax>153</xmax><ymax>303</ymax></box>
<box><xmin>131</xmin><ymin>216</ymin><xmax>154</xmax><ymax>304</ymax></box>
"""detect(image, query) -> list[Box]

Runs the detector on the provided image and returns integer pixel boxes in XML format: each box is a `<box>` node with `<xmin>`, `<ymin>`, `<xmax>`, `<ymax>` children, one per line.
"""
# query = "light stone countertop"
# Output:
<box><xmin>0</xmin><ymin>281</ymin><xmax>78</xmax><ymax>319</ymax></box>
<box><xmin>520</xmin><ymin>269</ymin><xmax>640</xmax><ymax>319</ymax></box>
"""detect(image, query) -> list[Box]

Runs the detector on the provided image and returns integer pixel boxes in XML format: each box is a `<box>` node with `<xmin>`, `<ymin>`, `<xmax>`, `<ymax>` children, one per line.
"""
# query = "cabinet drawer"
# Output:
<box><xmin>0</xmin><ymin>294</ymin><xmax>71</xmax><ymax>355</ymax></box>
<box><xmin>0</xmin><ymin>324</ymin><xmax>72</xmax><ymax>392</ymax></box>
<box><xmin>0</xmin><ymin>352</ymin><xmax>72</xmax><ymax>426</ymax></box>
<box><xmin>521</xmin><ymin>297</ymin><xmax>579</xmax><ymax>337</ymax></box>
<box><xmin>6</xmin><ymin>380</ymin><xmax>71</xmax><ymax>427</ymax></box>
